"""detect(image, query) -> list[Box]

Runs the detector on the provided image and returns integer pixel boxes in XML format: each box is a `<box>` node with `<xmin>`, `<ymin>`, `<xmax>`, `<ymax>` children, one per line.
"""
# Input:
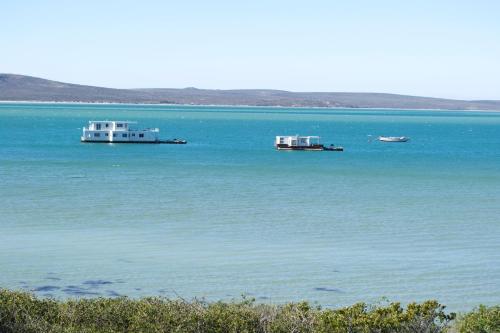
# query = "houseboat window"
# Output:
<box><xmin>113</xmin><ymin>133</ymin><xmax>116</xmax><ymax>137</ymax></box>
<box><xmin>94</xmin><ymin>133</ymin><xmax>100</xmax><ymax>137</ymax></box>
<box><xmin>105</xmin><ymin>133</ymin><xmax>109</xmax><ymax>137</ymax></box>
<box><xmin>139</xmin><ymin>133</ymin><xmax>144</xmax><ymax>138</ymax></box>
<box><xmin>117</xmin><ymin>124</ymin><xmax>123</xmax><ymax>128</ymax></box>
<box><xmin>96</xmin><ymin>124</ymin><xmax>101</xmax><ymax>130</ymax></box>
<box><xmin>132</xmin><ymin>133</ymin><xmax>135</xmax><ymax>137</ymax></box>
<box><xmin>105</xmin><ymin>123</ymin><xmax>109</xmax><ymax>128</ymax></box>
<box><xmin>122</xmin><ymin>133</ymin><xmax>127</xmax><ymax>138</ymax></box>
<box><xmin>279</xmin><ymin>138</ymin><xmax>285</xmax><ymax>143</ymax></box>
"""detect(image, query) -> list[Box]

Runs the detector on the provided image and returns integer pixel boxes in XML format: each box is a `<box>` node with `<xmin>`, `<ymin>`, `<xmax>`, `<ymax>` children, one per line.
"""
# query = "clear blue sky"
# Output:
<box><xmin>2</xmin><ymin>0</ymin><xmax>499</xmax><ymax>99</ymax></box>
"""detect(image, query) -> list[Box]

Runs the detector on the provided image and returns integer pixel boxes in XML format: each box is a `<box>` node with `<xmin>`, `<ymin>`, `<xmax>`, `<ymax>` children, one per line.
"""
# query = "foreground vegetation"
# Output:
<box><xmin>0</xmin><ymin>289</ymin><xmax>498</xmax><ymax>333</ymax></box>
<box><xmin>455</xmin><ymin>305</ymin><xmax>500</xmax><ymax>333</ymax></box>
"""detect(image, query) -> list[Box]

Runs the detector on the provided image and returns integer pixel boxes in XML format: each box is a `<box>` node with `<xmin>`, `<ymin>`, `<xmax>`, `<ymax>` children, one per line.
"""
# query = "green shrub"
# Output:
<box><xmin>0</xmin><ymin>288</ymin><xmax>465</xmax><ymax>333</ymax></box>
<box><xmin>455</xmin><ymin>305</ymin><xmax>500</xmax><ymax>333</ymax></box>
<box><xmin>316</xmin><ymin>300</ymin><xmax>455</xmax><ymax>333</ymax></box>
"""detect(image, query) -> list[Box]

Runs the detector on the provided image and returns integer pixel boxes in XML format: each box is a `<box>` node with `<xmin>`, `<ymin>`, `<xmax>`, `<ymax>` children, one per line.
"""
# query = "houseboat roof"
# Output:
<box><xmin>88</xmin><ymin>120</ymin><xmax>137</xmax><ymax>124</ymax></box>
<box><xmin>276</xmin><ymin>135</ymin><xmax>320</xmax><ymax>139</ymax></box>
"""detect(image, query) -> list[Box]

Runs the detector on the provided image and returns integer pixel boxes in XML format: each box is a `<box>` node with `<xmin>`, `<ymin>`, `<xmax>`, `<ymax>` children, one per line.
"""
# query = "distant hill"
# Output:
<box><xmin>0</xmin><ymin>74</ymin><xmax>152</xmax><ymax>103</ymax></box>
<box><xmin>1</xmin><ymin>74</ymin><xmax>500</xmax><ymax>110</ymax></box>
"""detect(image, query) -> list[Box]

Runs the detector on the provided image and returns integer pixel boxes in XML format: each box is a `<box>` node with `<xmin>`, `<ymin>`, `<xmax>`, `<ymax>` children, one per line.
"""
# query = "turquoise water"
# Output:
<box><xmin>1</xmin><ymin>103</ymin><xmax>499</xmax><ymax>311</ymax></box>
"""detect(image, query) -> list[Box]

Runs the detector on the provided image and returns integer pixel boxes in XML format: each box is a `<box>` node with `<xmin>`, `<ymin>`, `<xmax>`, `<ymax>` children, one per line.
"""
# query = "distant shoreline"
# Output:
<box><xmin>2</xmin><ymin>74</ymin><xmax>500</xmax><ymax>111</ymax></box>
<box><xmin>1</xmin><ymin>100</ymin><xmax>499</xmax><ymax>113</ymax></box>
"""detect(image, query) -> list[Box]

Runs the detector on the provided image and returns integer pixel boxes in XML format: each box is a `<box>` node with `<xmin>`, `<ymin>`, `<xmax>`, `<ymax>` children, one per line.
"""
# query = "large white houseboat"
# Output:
<box><xmin>275</xmin><ymin>135</ymin><xmax>343</xmax><ymax>151</ymax></box>
<box><xmin>81</xmin><ymin>121</ymin><xmax>186</xmax><ymax>144</ymax></box>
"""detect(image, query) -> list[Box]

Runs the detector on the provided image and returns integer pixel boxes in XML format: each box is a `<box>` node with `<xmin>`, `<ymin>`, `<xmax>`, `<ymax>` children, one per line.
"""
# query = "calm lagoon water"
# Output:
<box><xmin>0</xmin><ymin>103</ymin><xmax>499</xmax><ymax>311</ymax></box>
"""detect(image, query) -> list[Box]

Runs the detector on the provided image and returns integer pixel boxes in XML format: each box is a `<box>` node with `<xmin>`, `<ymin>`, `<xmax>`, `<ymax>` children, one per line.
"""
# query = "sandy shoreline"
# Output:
<box><xmin>1</xmin><ymin>100</ymin><xmax>500</xmax><ymax>113</ymax></box>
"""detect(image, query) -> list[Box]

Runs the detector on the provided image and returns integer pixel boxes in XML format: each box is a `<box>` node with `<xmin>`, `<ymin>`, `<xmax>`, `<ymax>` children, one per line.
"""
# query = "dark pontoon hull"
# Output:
<box><xmin>276</xmin><ymin>144</ymin><xmax>343</xmax><ymax>151</ymax></box>
<box><xmin>81</xmin><ymin>139</ymin><xmax>187</xmax><ymax>144</ymax></box>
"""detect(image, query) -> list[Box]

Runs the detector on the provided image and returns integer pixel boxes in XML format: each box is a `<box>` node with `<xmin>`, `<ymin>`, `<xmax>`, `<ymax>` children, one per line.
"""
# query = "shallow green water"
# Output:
<box><xmin>0</xmin><ymin>103</ymin><xmax>499</xmax><ymax>311</ymax></box>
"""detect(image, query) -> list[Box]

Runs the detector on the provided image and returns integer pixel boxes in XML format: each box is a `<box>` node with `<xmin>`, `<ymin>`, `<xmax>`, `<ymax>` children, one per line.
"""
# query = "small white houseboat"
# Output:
<box><xmin>81</xmin><ymin>121</ymin><xmax>186</xmax><ymax>144</ymax></box>
<box><xmin>275</xmin><ymin>135</ymin><xmax>343</xmax><ymax>151</ymax></box>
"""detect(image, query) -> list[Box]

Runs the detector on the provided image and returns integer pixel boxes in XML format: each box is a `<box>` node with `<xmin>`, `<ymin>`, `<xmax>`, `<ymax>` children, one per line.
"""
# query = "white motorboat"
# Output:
<box><xmin>378</xmin><ymin>136</ymin><xmax>410</xmax><ymax>142</ymax></box>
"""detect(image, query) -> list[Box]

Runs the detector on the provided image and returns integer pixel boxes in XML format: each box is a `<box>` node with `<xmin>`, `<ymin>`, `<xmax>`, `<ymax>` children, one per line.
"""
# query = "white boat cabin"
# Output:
<box><xmin>275</xmin><ymin>135</ymin><xmax>321</xmax><ymax>147</ymax></box>
<box><xmin>81</xmin><ymin>121</ymin><xmax>160</xmax><ymax>143</ymax></box>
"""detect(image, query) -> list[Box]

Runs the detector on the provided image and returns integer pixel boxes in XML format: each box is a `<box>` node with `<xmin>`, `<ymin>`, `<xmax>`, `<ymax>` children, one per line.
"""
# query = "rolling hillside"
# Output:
<box><xmin>1</xmin><ymin>74</ymin><xmax>499</xmax><ymax>110</ymax></box>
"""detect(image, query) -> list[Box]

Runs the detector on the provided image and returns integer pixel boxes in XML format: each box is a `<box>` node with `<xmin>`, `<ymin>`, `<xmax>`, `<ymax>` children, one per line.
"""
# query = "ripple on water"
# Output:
<box><xmin>82</xmin><ymin>280</ymin><xmax>114</xmax><ymax>287</ymax></box>
<box><xmin>106</xmin><ymin>290</ymin><xmax>122</xmax><ymax>297</ymax></box>
<box><xmin>62</xmin><ymin>285</ymin><xmax>100</xmax><ymax>296</ymax></box>
<box><xmin>45</xmin><ymin>276</ymin><xmax>62</xmax><ymax>281</ymax></box>
<box><xmin>314</xmin><ymin>287</ymin><xmax>343</xmax><ymax>293</ymax></box>
<box><xmin>33</xmin><ymin>286</ymin><xmax>60</xmax><ymax>292</ymax></box>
